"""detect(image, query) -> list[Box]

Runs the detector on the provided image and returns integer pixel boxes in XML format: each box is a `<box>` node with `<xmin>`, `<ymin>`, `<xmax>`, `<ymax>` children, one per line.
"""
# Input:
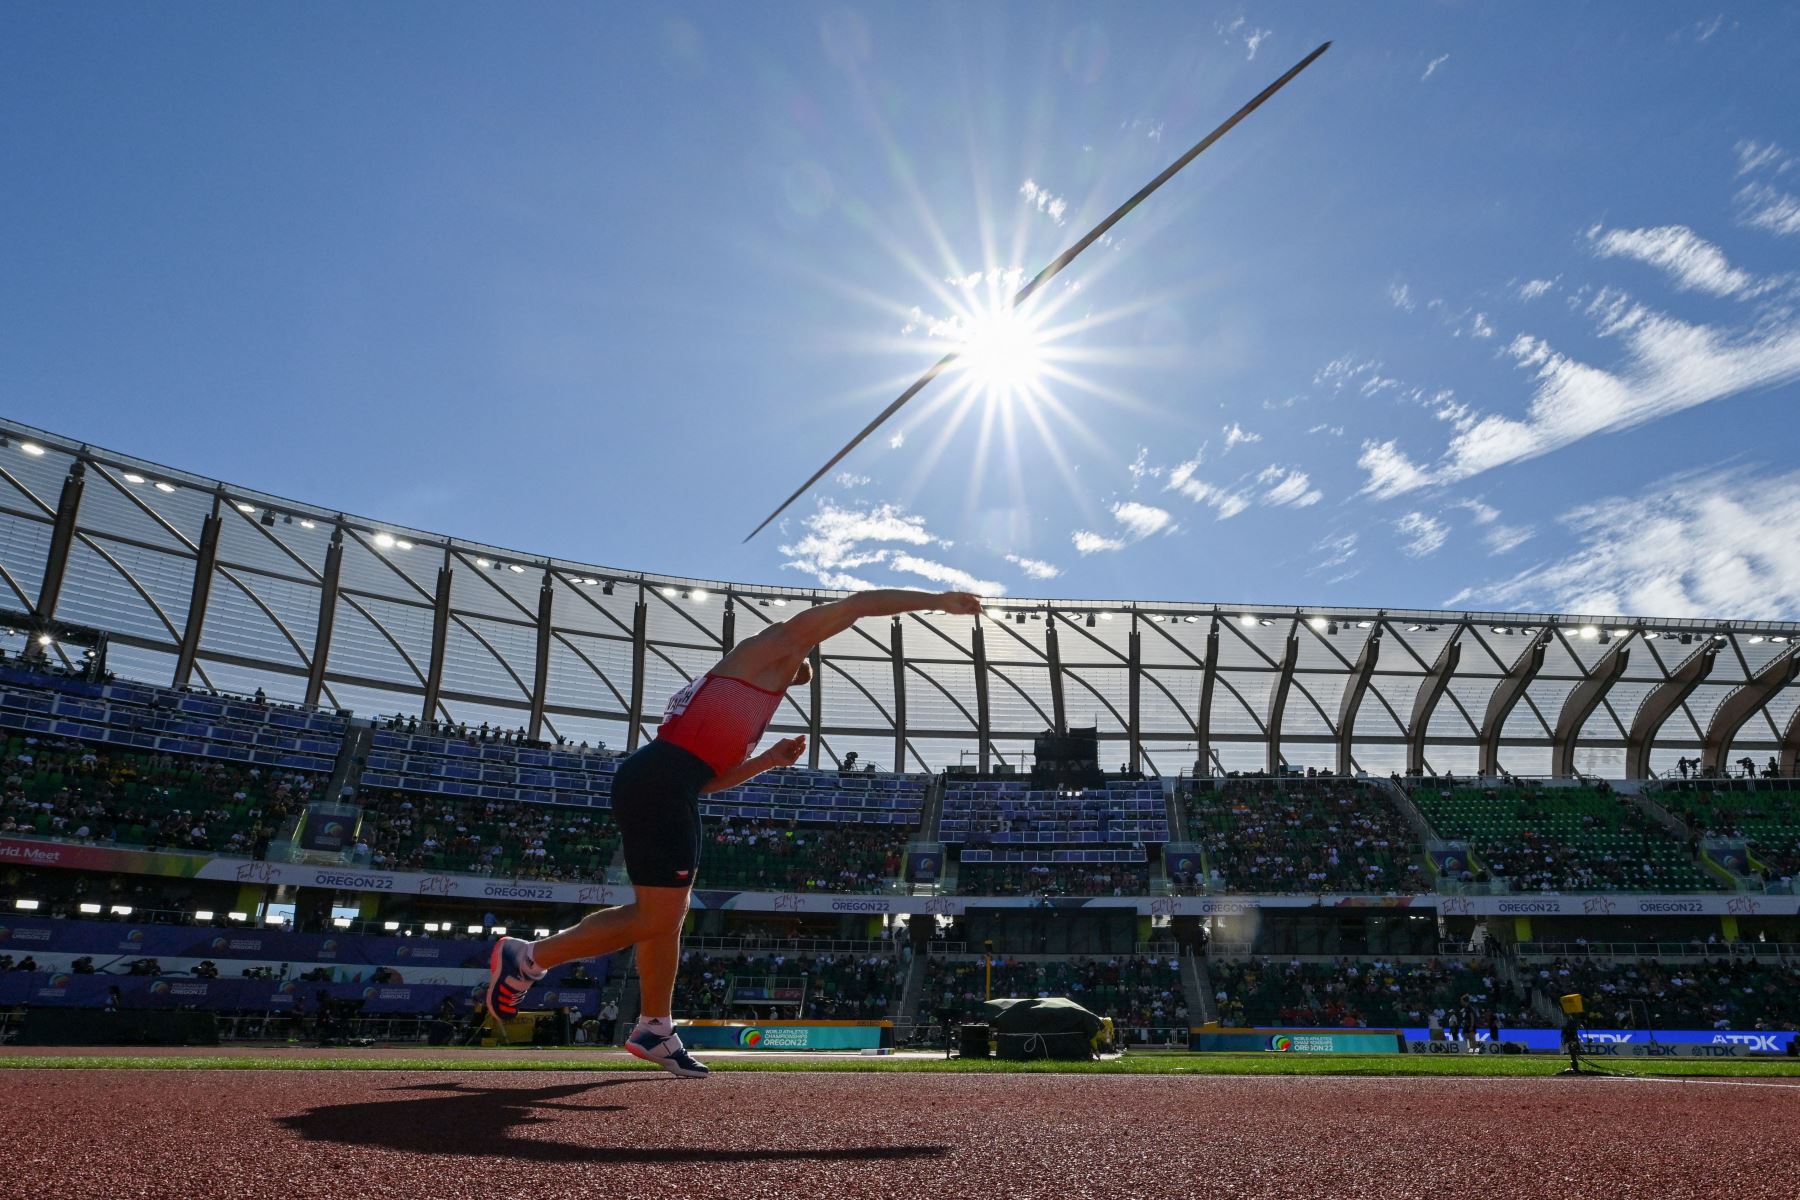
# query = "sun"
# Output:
<box><xmin>953</xmin><ymin>304</ymin><xmax>1046</xmax><ymax>403</ymax></box>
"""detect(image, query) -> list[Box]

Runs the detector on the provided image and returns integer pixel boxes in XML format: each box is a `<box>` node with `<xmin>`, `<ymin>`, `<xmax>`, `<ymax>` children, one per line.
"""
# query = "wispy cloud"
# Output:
<box><xmin>1736</xmin><ymin>139</ymin><xmax>1794</xmax><ymax>178</ymax></box>
<box><xmin>1243</xmin><ymin>27</ymin><xmax>1270</xmax><ymax>59</ymax></box>
<box><xmin>1256</xmin><ymin>466</ymin><xmax>1322</xmax><ymax>508</ymax></box>
<box><xmin>1313</xmin><ymin>531</ymin><xmax>1358</xmax><ymax>570</ymax></box>
<box><xmin>1166</xmin><ymin>451</ymin><xmax>1251</xmax><ymax>519</ymax></box>
<box><xmin>1692</xmin><ymin>14</ymin><xmax>1724</xmax><ymax>42</ymax></box>
<box><xmin>1737</xmin><ymin>183</ymin><xmax>1800</xmax><ymax>237</ymax></box>
<box><xmin>1451</xmin><ymin>498</ymin><xmax>1499</xmax><ymax>525</ymax></box>
<box><xmin>1221</xmin><ymin>422</ymin><xmax>1262</xmax><ymax>453</ymax></box>
<box><xmin>1421</xmin><ymin>54</ymin><xmax>1449</xmax><ymax>82</ymax></box>
<box><xmin>1357</xmin><ymin>439</ymin><xmax>1435</xmax><ymax>500</ymax></box>
<box><xmin>1484</xmin><ymin>524</ymin><xmax>1534</xmax><ymax>556</ymax></box>
<box><xmin>1388</xmin><ymin>281</ymin><xmax>1417</xmax><ymax>312</ymax></box>
<box><xmin>1307</xmin><ymin>423</ymin><xmax>1345</xmax><ymax>437</ymax></box>
<box><xmin>1005</xmin><ymin>553</ymin><xmax>1062</xmax><ymax>581</ymax></box>
<box><xmin>1127</xmin><ymin>447</ymin><xmax>1164</xmax><ymax>485</ymax></box>
<box><xmin>834</xmin><ymin>471</ymin><xmax>871</xmax><ymax>488</ymax></box>
<box><xmin>1395</xmin><ymin>512</ymin><xmax>1449</xmax><ymax>558</ymax></box>
<box><xmin>1355</xmin><ymin>293</ymin><xmax>1800</xmax><ymax>496</ymax></box>
<box><xmin>1517</xmin><ymin>278</ymin><xmax>1557</xmax><ymax>302</ymax></box>
<box><xmin>780</xmin><ymin>501</ymin><xmax>1005</xmax><ymax>595</ymax></box>
<box><xmin>888</xmin><ymin>432</ymin><xmax>905</xmax><ymax>450</ymax></box>
<box><xmin>1468</xmin><ymin>312</ymin><xmax>1496</xmax><ymax>339</ymax></box>
<box><xmin>1070</xmin><ymin>500</ymin><xmax>1176</xmax><ymax>556</ymax></box>
<box><xmin>1448</xmin><ymin>466</ymin><xmax>1800</xmax><ymax>619</ymax></box>
<box><xmin>1019</xmin><ymin>178</ymin><xmax>1067</xmax><ymax>225</ymax></box>
<box><xmin>1587</xmin><ymin>223</ymin><xmax>1774</xmax><ymax>298</ymax></box>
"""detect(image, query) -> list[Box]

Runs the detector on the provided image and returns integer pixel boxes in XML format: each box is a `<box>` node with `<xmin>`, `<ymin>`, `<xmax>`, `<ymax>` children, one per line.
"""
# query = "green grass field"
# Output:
<box><xmin>4</xmin><ymin>1049</ymin><xmax>1799</xmax><ymax>1079</ymax></box>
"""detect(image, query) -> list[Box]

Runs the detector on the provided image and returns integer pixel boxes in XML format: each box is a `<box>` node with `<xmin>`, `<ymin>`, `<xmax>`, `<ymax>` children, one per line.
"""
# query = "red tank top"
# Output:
<box><xmin>655</xmin><ymin>673</ymin><xmax>784</xmax><ymax>775</ymax></box>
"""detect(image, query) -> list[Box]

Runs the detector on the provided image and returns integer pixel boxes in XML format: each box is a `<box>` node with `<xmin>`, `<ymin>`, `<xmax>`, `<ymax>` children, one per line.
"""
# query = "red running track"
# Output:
<box><xmin>2</xmin><ymin>1069</ymin><xmax>1796</xmax><ymax>1199</ymax></box>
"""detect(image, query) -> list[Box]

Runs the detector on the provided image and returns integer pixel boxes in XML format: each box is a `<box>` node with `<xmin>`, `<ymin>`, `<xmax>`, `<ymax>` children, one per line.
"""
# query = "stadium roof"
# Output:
<box><xmin>4</xmin><ymin>418</ymin><xmax>1798</xmax><ymax>778</ymax></box>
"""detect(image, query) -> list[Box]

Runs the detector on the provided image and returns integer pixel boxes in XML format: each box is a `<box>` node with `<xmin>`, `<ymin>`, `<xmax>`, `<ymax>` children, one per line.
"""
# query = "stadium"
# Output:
<box><xmin>6</xmin><ymin>6</ymin><xmax>1800</xmax><ymax>1199</ymax></box>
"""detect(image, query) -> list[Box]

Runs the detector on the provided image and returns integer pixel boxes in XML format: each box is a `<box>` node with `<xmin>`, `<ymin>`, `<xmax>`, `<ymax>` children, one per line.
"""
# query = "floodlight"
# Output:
<box><xmin>508</xmin><ymin>563</ymin><xmax>525</xmax><ymax>573</ymax></box>
<box><xmin>78</xmin><ymin>903</ymin><xmax>102</xmax><ymax>914</ymax></box>
<box><xmin>14</xmin><ymin>898</ymin><xmax>39</xmax><ymax>910</ymax></box>
<box><xmin>154</xmin><ymin>481</ymin><xmax>176</xmax><ymax>492</ymax></box>
<box><xmin>122</xmin><ymin>472</ymin><xmax>146</xmax><ymax>484</ymax></box>
<box><xmin>424</xmin><ymin>922</ymin><xmax>441</xmax><ymax>932</ymax></box>
<box><xmin>1308</xmin><ymin>617</ymin><xmax>1328</xmax><ymax>631</ymax></box>
<box><xmin>194</xmin><ymin>910</ymin><xmax>214</xmax><ymax>921</ymax></box>
<box><xmin>771</xmin><ymin>598</ymin><xmax>788</xmax><ymax>606</ymax></box>
<box><xmin>1357</xmin><ymin>621</ymin><xmax>1373</xmax><ymax>629</ymax></box>
<box><xmin>383</xmin><ymin>921</ymin><xmax>400</xmax><ymax>931</ymax></box>
<box><xmin>1749</xmin><ymin>635</ymin><xmax>1765</xmax><ymax>645</ymax></box>
<box><xmin>19</xmin><ymin>442</ymin><xmax>45</xmax><ymax>456</ymax></box>
<box><xmin>491</xmin><ymin>926</ymin><xmax>508</xmax><ymax>936</ymax></box>
<box><xmin>690</xmin><ymin>589</ymin><xmax>708</xmax><ymax>602</ymax></box>
<box><xmin>466</xmin><ymin>924</ymin><xmax>483</xmax><ymax>934</ymax></box>
<box><xmin>298</xmin><ymin>519</ymin><xmax>316</xmax><ymax>529</ymax></box>
<box><xmin>37</xmin><ymin>634</ymin><xmax>51</xmax><ymax>646</ymax></box>
<box><xmin>111</xmin><ymin>905</ymin><xmax>134</xmax><ymax>916</ymax></box>
<box><xmin>1238</xmin><ymin>615</ymin><xmax>1257</xmax><ymax>626</ymax></box>
<box><xmin>228</xmin><ymin>912</ymin><xmax>248</xmax><ymax>921</ymax></box>
<box><xmin>236</xmin><ymin>502</ymin><xmax>256</xmax><ymax>513</ymax></box>
<box><xmin>395</xmin><ymin>539</ymin><xmax>414</xmax><ymax>550</ymax></box>
<box><xmin>332</xmin><ymin>917</ymin><xmax>352</xmax><ymax>928</ymax></box>
<box><xmin>533</xmin><ymin>928</ymin><xmax>551</xmax><ymax>938</ymax></box>
<box><xmin>373</xmin><ymin>533</ymin><xmax>396</xmax><ymax>548</ymax></box>
<box><xmin>1579</xmin><ymin>626</ymin><xmax>1599</xmax><ymax>639</ymax></box>
<box><xmin>475</xmin><ymin>557</ymin><xmax>492</xmax><ymax>568</ymax></box>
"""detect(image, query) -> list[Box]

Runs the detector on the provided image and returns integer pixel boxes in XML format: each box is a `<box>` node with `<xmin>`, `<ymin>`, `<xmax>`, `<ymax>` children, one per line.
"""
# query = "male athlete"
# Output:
<box><xmin>486</xmin><ymin>587</ymin><xmax>981</xmax><ymax>1076</ymax></box>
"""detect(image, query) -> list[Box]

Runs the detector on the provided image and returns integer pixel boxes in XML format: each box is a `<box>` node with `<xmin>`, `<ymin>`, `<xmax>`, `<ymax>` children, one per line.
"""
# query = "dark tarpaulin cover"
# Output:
<box><xmin>980</xmin><ymin>996</ymin><xmax>1104</xmax><ymax>1037</ymax></box>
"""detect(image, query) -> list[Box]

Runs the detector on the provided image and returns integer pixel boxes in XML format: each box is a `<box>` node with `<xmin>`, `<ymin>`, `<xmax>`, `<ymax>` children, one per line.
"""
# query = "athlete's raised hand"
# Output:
<box><xmin>936</xmin><ymin>591</ymin><xmax>982</xmax><ymax>616</ymax></box>
<box><xmin>765</xmin><ymin>735</ymin><xmax>807</xmax><ymax>767</ymax></box>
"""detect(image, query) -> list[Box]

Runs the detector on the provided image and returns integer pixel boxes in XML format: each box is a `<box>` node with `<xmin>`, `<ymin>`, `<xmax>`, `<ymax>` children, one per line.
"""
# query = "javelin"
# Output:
<box><xmin>744</xmin><ymin>39</ymin><xmax>1332</xmax><ymax>543</ymax></box>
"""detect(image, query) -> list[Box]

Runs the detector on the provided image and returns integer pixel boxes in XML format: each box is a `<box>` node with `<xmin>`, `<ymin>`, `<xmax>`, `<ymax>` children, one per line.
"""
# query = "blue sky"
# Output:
<box><xmin>5</xmin><ymin>3</ymin><xmax>1799</xmax><ymax>619</ymax></box>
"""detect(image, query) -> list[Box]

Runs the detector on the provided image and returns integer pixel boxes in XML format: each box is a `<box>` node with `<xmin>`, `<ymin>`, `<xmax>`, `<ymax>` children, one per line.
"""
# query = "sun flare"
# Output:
<box><xmin>952</xmin><ymin>304</ymin><xmax>1046</xmax><ymax>403</ymax></box>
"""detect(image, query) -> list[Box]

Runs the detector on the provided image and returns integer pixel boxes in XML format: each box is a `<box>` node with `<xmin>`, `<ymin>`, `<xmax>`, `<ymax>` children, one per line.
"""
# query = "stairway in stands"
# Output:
<box><xmin>328</xmin><ymin>721</ymin><xmax>375</xmax><ymax>803</ymax></box>
<box><xmin>893</xmin><ymin>950</ymin><xmax>927</xmax><ymax>1030</ymax></box>
<box><xmin>1183</xmin><ymin>949</ymin><xmax>1217</xmax><ymax>1024</ymax></box>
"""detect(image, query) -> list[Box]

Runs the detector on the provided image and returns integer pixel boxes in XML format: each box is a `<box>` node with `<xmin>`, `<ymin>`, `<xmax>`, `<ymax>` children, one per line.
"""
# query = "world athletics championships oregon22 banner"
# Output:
<box><xmin>1400</xmin><ymin>1028</ymin><xmax>1796</xmax><ymax>1054</ymax></box>
<box><xmin>678</xmin><ymin>1022</ymin><xmax>890</xmax><ymax>1051</ymax></box>
<box><xmin>1192</xmin><ymin>1029</ymin><xmax>1403</xmax><ymax>1054</ymax></box>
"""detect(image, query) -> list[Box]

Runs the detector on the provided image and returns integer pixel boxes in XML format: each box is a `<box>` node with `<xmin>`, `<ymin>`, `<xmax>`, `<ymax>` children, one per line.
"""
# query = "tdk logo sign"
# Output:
<box><xmin>1582</xmin><ymin>1032</ymin><xmax>1636</xmax><ymax>1044</ymax></box>
<box><xmin>1715</xmin><ymin>1033</ymin><xmax>1781</xmax><ymax>1052</ymax></box>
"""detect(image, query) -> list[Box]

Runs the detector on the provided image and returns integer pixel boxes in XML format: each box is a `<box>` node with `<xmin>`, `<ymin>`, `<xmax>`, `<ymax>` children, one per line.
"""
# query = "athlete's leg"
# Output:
<box><xmin>527</xmin><ymin>904</ymin><xmax>651</xmax><ymax>970</ymax></box>
<box><xmin>627</xmin><ymin>884</ymin><xmax>691</xmax><ymax>1019</ymax></box>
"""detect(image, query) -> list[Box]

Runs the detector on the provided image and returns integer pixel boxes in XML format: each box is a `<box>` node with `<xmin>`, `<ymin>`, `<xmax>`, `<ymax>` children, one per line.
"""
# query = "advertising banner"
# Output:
<box><xmin>0</xmin><ymin>971</ymin><xmax>598</xmax><ymax>1015</ymax></box>
<box><xmin>905</xmin><ymin>850</ymin><xmax>943</xmax><ymax>884</ymax></box>
<box><xmin>299</xmin><ymin>804</ymin><xmax>361</xmax><ymax>854</ymax></box>
<box><xmin>677</xmin><ymin>1022</ymin><xmax>889</xmax><ymax>1051</ymax></box>
<box><xmin>1399</xmin><ymin>1027</ymin><xmax>1796</xmax><ymax>1054</ymax></box>
<box><xmin>1191</xmin><ymin>1028</ymin><xmax>1404</xmax><ymax>1054</ymax></box>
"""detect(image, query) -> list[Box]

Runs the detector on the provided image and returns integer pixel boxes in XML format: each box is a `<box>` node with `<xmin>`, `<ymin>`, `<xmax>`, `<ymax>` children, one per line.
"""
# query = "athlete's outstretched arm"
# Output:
<box><xmin>778</xmin><ymin>589</ymin><xmax>981</xmax><ymax>653</ymax></box>
<box><xmin>699</xmin><ymin>735</ymin><xmax>806</xmax><ymax>794</ymax></box>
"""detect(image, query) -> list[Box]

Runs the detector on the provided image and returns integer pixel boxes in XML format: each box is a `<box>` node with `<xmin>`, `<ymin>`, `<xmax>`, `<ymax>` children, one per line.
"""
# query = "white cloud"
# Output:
<box><xmin>1388</xmin><ymin>282</ymin><xmax>1417</xmax><ymax>312</ymax></box>
<box><xmin>1112</xmin><ymin>501</ymin><xmax>1173</xmax><ymax>539</ymax></box>
<box><xmin>1313</xmin><ymin>531</ymin><xmax>1358</xmax><ymax>570</ymax></box>
<box><xmin>1019</xmin><ymin>178</ymin><xmax>1068</xmax><ymax>225</ymax></box>
<box><xmin>779</xmin><ymin>500</ymin><xmax>1004</xmax><ymax>595</ymax></box>
<box><xmin>1244</xmin><ymin>27</ymin><xmax>1271</xmax><ymax>59</ymax></box>
<box><xmin>1167</xmin><ymin>459</ymin><xmax>1252</xmax><ymax>518</ymax></box>
<box><xmin>888</xmin><ymin>432</ymin><xmax>905</xmax><ymax>449</ymax></box>
<box><xmin>1736</xmin><ymin>139</ymin><xmax>1794</xmax><ymax>177</ymax></box>
<box><xmin>1071</xmin><ymin>530</ymin><xmax>1126</xmax><ymax>555</ymax></box>
<box><xmin>834</xmin><ymin>471</ymin><xmax>871</xmax><ymax>488</ymax></box>
<box><xmin>1737</xmin><ymin>183</ymin><xmax>1800</xmax><ymax>237</ymax></box>
<box><xmin>1587</xmin><ymin>223</ymin><xmax>1773</xmax><ymax>298</ymax></box>
<box><xmin>1306</xmin><ymin>423</ymin><xmax>1345</xmax><ymax>437</ymax></box>
<box><xmin>1256</xmin><ymin>466</ymin><xmax>1322</xmax><ymax>508</ymax></box>
<box><xmin>1359</xmin><ymin>297</ymin><xmax>1800</xmax><ymax>495</ymax></box>
<box><xmin>1221</xmin><ymin>422</ymin><xmax>1262</xmax><ymax>453</ymax></box>
<box><xmin>1517</xmin><ymin>278</ymin><xmax>1557</xmax><ymax>302</ymax></box>
<box><xmin>1484</xmin><ymin>524</ymin><xmax>1535</xmax><ymax>556</ymax></box>
<box><xmin>1451</xmin><ymin>498</ymin><xmax>1500</xmax><ymax>525</ymax></box>
<box><xmin>1469</xmin><ymin>312</ymin><xmax>1495</xmax><ymax>339</ymax></box>
<box><xmin>887</xmin><ymin>553</ymin><xmax>1004</xmax><ymax>596</ymax></box>
<box><xmin>1356</xmin><ymin>439</ymin><xmax>1435</xmax><ymax>500</ymax></box>
<box><xmin>1450</xmin><ymin>466</ymin><xmax>1800</xmax><ymax>619</ymax></box>
<box><xmin>1693</xmin><ymin>14</ymin><xmax>1723</xmax><ymax>42</ymax></box>
<box><xmin>1395</xmin><ymin>512</ymin><xmax>1448</xmax><ymax>558</ymax></box>
<box><xmin>1127</xmin><ymin>446</ymin><xmax>1163</xmax><ymax>485</ymax></box>
<box><xmin>1421</xmin><ymin>54</ymin><xmax>1449</xmax><ymax>81</ymax></box>
<box><xmin>1005</xmin><ymin>553</ymin><xmax>1062</xmax><ymax>580</ymax></box>
<box><xmin>1070</xmin><ymin>500</ymin><xmax>1176</xmax><ymax>556</ymax></box>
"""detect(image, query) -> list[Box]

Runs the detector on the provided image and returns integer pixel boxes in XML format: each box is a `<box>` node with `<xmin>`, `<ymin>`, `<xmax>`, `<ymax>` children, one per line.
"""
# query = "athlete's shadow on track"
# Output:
<box><xmin>277</xmin><ymin>1079</ymin><xmax>949</xmax><ymax>1164</ymax></box>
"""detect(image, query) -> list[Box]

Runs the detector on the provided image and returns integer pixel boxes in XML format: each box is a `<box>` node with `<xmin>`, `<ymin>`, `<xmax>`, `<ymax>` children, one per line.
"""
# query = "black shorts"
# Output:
<box><xmin>610</xmin><ymin>738</ymin><xmax>714</xmax><ymax>888</ymax></box>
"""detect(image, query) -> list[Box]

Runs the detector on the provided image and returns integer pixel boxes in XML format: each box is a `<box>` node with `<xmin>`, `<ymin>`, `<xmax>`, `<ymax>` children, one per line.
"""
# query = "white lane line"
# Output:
<box><xmin>1601</xmin><ymin>1074</ymin><xmax>1800</xmax><ymax>1091</ymax></box>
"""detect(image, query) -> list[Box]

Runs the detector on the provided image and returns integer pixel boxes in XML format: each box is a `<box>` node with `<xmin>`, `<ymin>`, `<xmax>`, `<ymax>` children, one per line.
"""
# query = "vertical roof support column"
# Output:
<box><xmin>973</xmin><ymin>620</ymin><xmax>992</xmax><ymax>773</ymax></box>
<box><xmin>890</xmin><ymin>617</ymin><xmax>907</xmax><ymax>774</ymax></box>
<box><xmin>1265</xmin><ymin>626</ymin><xmax>1300</xmax><ymax>776</ymax></box>
<box><xmin>527</xmin><ymin>567</ymin><xmax>554</xmax><ymax>741</ymax></box>
<box><xmin>807</xmin><ymin>642</ymin><xmax>823</xmax><ymax>769</ymax></box>
<box><xmin>1625</xmin><ymin>642</ymin><xmax>1720</xmax><ymax>779</ymax></box>
<box><xmin>1195</xmin><ymin>618</ymin><xmax>1219</xmax><ymax>776</ymax></box>
<box><xmin>1781</xmin><ymin>709</ymin><xmax>1800</xmax><ymax>777</ymax></box>
<box><xmin>26</xmin><ymin>459</ymin><xmax>84</xmax><ymax>657</ymax></box>
<box><xmin>1701</xmin><ymin>647</ymin><xmax>1800</xmax><ymax>774</ymax></box>
<box><xmin>720</xmin><ymin>598</ymin><xmax>736</xmax><ymax>654</ymax></box>
<box><xmin>1045</xmin><ymin>607</ymin><xmax>1066</xmax><ymax>733</ymax></box>
<box><xmin>1407</xmin><ymin>634</ymin><xmax>1461</xmax><ymax>776</ymax></box>
<box><xmin>420</xmin><ymin>547</ymin><xmax>453</xmax><ymax>722</ymax></box>
<box><xmin>1128</xmin><ymin>620</ymin><xmax>1143</xmax><ymax>775</ymax></box>
<box><xmin>303</xmin><ymin>525</ymin><xmax>343</xmax><ymax>707</ymax></box>
<box><xmin>172</xmin><ymin>492</ymin><xmax>223</xmax><ymax>688</ymax></box>
<box><xmin>626</xmin><ymin>588</ymin><xmax>648</xmax><ymax>752</ymax></box>
<box><xmin>1551</xmin><ymin>635</ymin><xmax>1632</xmax><ymax>778</ymax></box>
<box><xmin>1479</xmin><ymin>630</ymin><xmax>1550</xmax><ymax>778</ymax></box>
<box><xmin>1336</xmin><ymin>630</ymin><xmax>1380</xmax><ymax>777</ymax></box>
